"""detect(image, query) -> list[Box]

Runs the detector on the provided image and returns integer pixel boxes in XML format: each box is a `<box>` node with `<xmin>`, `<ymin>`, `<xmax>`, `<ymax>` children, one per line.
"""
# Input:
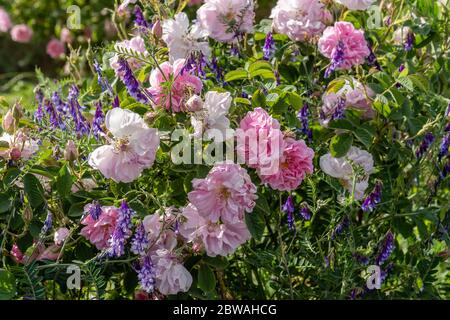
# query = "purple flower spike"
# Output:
<box><xmin>282</xmin><ymin>196</ymin><xmax>295</xmax><ymax>231</ymax></box>
<box><xmin>263</xmin><ymin>32</ymin><xmax>275</xmax><ymax>61</ymax></box>
<box><xmin>325</xmin><ymin>41</ymin><xmax>345</xmax><ymax>78</ymax></box>
<box><xmin>375</xmin><ymin>231</ymin><xmax>395</xmax><ymax>265</ymax></box>
<box><xmin>361</xmin><ymin>182</ymin><xmax>382</xmax><ymax>212</ymax></box>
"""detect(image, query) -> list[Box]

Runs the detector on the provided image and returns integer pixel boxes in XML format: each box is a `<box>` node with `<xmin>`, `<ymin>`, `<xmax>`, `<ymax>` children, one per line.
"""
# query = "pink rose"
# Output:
<box><xmin>197</xmin><ymin>0</ymin><xmax>255</xmax><ymax>43</ymax></box>
<box><xmin>80</xmin><ymin>206</ymin><xmax>119</xmax><ymax>250</ymax></box>
<box><xmin>188</xmin><ymin>162</ymin><xmax>257</xmax><ymax>224</ymax></box>
<box><xmin>148</xmin><ymin>59</ymin><xmax>203</xmax><ymax>112</ymax></box>
<box><xmin>258</xmin><ymin>137</ymin><xmax>314</xmax><ymax>191</ymax></box>
<box><xmin>54</xmin><ymin>227</ymin><xmax>70</xmax><ymax>246</ymax></box>
<box><xmin>318</xmin><ymin>21</ymin><xmax>370</xmax><ymax>71</ymax></box>
<box><xmin>46</xmin><ymin>39</ymin><xmax>65</xmax><ymax>59</ymax></box>
<box><xmin>0</xmin><ymin>7</ymin><xmax>12</xmax><ymax>33</ymax></box>
<box><xmin>10</xmin><ymin>24</ymin><xmax>33</xmax><ymax>43</ymax></box>
<box><xmin>152</xmin><ymin>249</ymin><xmax>193</xmax><ymax>295</ymax></box>
<box><xmin>271</xmin><ymin>0</ymin><xmax>332</xmax><ymax>42</ymax></box>
<box><xmin>180</xmin><ymin>204</ymin><xmax>251</xmax><ymax>257</ymax></box>
<box><xmin>237</xmin><ymin>107</ymin><xmax>284</xmax><ymax>169</ymax></box>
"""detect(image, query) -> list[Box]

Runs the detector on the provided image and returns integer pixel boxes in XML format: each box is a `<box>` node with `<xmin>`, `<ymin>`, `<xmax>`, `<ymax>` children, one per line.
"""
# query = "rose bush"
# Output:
<box><xmin>0</xmin><ymin>0</ymin><xmax>449</xmax><ymax>300</ymax></box>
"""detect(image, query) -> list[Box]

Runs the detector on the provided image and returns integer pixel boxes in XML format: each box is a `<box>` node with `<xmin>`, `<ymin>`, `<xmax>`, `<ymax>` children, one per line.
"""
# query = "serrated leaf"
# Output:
<box><xmin>330</xmin><ymin>133</ymin><xmax>353</xmax><ymax>158</ymax></box>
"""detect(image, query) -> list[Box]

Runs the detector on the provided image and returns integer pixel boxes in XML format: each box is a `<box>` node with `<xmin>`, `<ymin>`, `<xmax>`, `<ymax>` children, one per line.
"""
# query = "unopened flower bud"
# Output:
<box><xmin>12</xmin><ymin>102</ymin><xmax>23</xmax><ymax>120</ymax></box>
<box><xmin>64</xmin><ymin>140</ymin><xmax>78</xmax><ymax>162</ymax></box>
<box><xmin>23</xmin><ymin>206</ymin><xmax>33</xmax><ymax>223</ymax></box>
<box><xmin>2</xmin><ymin>110</ymin><xmax>14</xmax><ymax>133</ymax></box>
<box><xmin>9</xmin><ymin>147</ymin><xmax>21</xmax><ymax>161</ymax></box>
<box><xmin>54</xmin><ymin>227</ymin><xmax>70</xmax><ymax>246</ymax></box>
<box><xmin>152</xmin><ymin>20</ymin><xmax>162</xmax><ymax>39</ymax></box>
<box><xmin>186</xmin><ymin>95</ymin><xmax>203</xmax><ymax>112</ymax></box>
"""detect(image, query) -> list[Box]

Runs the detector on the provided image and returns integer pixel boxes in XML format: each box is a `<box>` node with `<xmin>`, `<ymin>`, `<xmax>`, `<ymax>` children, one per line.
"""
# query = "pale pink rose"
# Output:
<box><xmin>186</xmin><ymin>94</ymin><xmax>203</xmax><ymax>112</ymax></box>
<box><xmin>197</xmin><ymin>0</ymin><xmax>255</xmax><ymax>43</ymax></box>
<box><xmin>319</xmin><ymin>146</ymin><xmax>374</xmax><ymax>199</ymax></box>
<box><xmin>110</xmin><ymin>36</ymin><xmax>148</xmax><ymax>75</ymax></box>
<box><xmin>318</xmin><ymin>21</ymin><xmax>370</xmax><ymax>70</ymax></box>
<box><xmin>0</xmin><ymin>7</ymin><xmax>12</xmax><ymax>32</ymax></box>
<box><xmin>10</xmin><ymin>244</ymin><xmax>24</xmax><ymax>264</ymax></box>
<box><xmin>46</xmin><ymin>39</ymin><xmax>65</xmax><ymax>59</ymax></box>
<box><xmin>54</xmin><ymin>227</ymin><xmax>70</xmax><ymax>246</ymax></box>
<box><xmin>335</xmin><ymin>0</ymin><xmax>375</xmax><ymax>10</ymax></box>
<box><xmin>152</xmin><ymin>249</ymin><xmax>193</xmax><ymax>295</ymax></box>
<box><xmin>320</xmin><ymin>78</ymin><xmax>375</xmax><ymax>126</ymax></box>
<box><xmin>10</xmin><ymin>24</ymin><xmax>33</xmax><ymax>43</ymax></box>
<box><xmin>0</xmin><ymin>131</ymin><xmax>39</xmax><ymax>161</ymax></box>
<box><xmin>258</xmin><ymin>137</ymin><xmax>314</xmax><ymax>191</ymax></box>
<box><xmin>180</xmin><ymin>203</ymin><xmax>251</xmax><ymax>257</ymax></box>
<box><xmin>271</xmin><ymin>0</ymin><xmax>332</xmax><ymax>42</ymax></box>
<box><xmin>190</xmin><ymin>91</ymin><xmax>232</xmax><ymax>142</ymax></box>
<box><xmin>162</xmin><ymin>13</ymin><xmax>210</xmax><ymax>62</ymax></box>
<box><xmin>148</xmin><ymin>58</ymin><xmax>203</xmax><ymax>112</ymax></box>
<box><xmin>60</xmin><ymin>27</ymin><xmax>73</xmax><ymax>43</ymax></box>
<box><xmin>88</xmin><ymin>108</ymin><xmax>160</xmax><ymax>183</ymax></box>
<box><xmin>237</xmin><ymin>107</ymin><xmax>284</xmax><ymax>169</ymax></box>
<box><xmin>80</xmin><ymin>206</ymin><xmax>119</xmax><ymax>250</ymax></box>
<box><xmin>188</xmin><ymin>162</ymin><xmax>257</xmax><ymax>224</ymax></box>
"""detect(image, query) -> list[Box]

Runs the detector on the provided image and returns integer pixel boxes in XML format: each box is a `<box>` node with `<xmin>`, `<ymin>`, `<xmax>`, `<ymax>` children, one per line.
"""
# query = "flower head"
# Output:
<box><xmin>0</xmin><ymin>7</ymin><xmax>12</xmax><ymax>32</ymax></box>
<box><xmin>263</xmin><ymin>32</ymin><xmax>275</xmax><ymax>60</ymax></box>
<box><xmin>80</xmin><ymin>205</ymin><xmax>118</xmax><ymax>250</ymax></box>
<box><xmin>375</xmin><ymin>231</ymin><xmax>395</xmax><ymax>265</ymax></box>
<box><xmin>318</xmin><ymin>22</ymin><xmax>370</xmax><ymax>71</ymax></box>
<box><xmin>271</xmin><ymin>0</ymin><xmax>331</xmax><ymax>42</ymax></box>
<box><xmin>361</xmin><ymin>182</ymin><xmax>382</xmax><ymax>212</ymax></box>
<box><xmin>197</xmin><ymin>0</ymin><xmax>255</xmax><ymax>43</ymax></box>
<box><xmin>188</xmin><ymin>162</ymin><xmax>257</xmax><ymax>224</ymax></box>
<box><xmin>335</xmin><ymin>0</ymin><xmax>375</xmax><ymax>10</ymax></box>
<box><xmin>137</xmin><ymin>255</ymin><xmax>156</xmax><ymax>293</ymax></box>
<box><xmin>10</xmin><ymin>24</ymin><xmax>33</xmax><ymax>43</ymax></box>
<box><xmin>148</xmin><ymin>58</ymin><xmax>203</xmax><ymax>112</ymax></box>
<box><xmin>88</xmin><ymin>108</ymin><xmax>159</xmax><ymax>183</ymax></box>
<box><xmin>162</xmin><ymin>12</ymin><xmax>210</xmax><ymax>62</ymax></box>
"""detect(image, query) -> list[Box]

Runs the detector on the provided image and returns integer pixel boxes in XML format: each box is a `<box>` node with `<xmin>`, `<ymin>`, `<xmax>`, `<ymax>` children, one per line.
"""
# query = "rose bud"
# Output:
<box><xmin>64</xmin><ymin>140</ymin><xmax>78</xmax><ymax>162</ymax></box>
<box><xmin>186</xmin><ymin>95</ymin><xmax>203</xmax><ymax>112</ymax></box>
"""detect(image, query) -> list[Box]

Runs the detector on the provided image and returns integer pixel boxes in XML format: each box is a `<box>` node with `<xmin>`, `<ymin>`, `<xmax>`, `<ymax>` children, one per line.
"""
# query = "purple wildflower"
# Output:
<box><xmin>439</xmin><ymin>134</ymin><xmax>450</xmax><ymax>161</ymax></box>
<box><xmin>325</xmin><ymin>41</ymin><xmax>345</xmax><ymax>78</ymax></box>
<box><xmin>367</xmin><ymin>45</ymin><xmax>381</xmax><ymax>71</ymax></box>
<box><xmin>299</xmin><ymin>205</ymin><xmax>311</xmax><ymax>221</ymax></box>
<box><xmin>112</xmin><ymin>95</ymin><xmax>120</xmax><ymax>109</ymax></box>
<box><xmin>108</xmin><ymin>200</ymin><xmax>136</xmax><ymax>257</ymax></box>
<box><xmin>297</xmin><ymin>103</ymin><xmax>313</xmax><ymax>142</ymax></box>
<box><xmin>117</xmin><ymin>58</ymin><xmax>149</xmax><ymax>104</ymax></box>
<box><xmin>34</xmin><ymin>89</ymin><xmax>44</xmax><ymax>122</ymax></box>
<box><xmin>131</xmin><ymin>222</ymin><xmax>149</xmax><ymax>256</ymax></box>
<box><xmin>209</xmin><ymin>56</ymin><xmax>225</xmax><ymax>84</ymax></box>
<box><xmin>404</xmin><ymin>31</ymin><xmax>415</xmax><ymax>51</ymax></box>
<box><xmin>263</xmin><ymin>32</ymin><xmax>275</xmax><ymax>61</ymax></box>
<box><xmin>331</xmin><ymin>97</ymin><xmax>346</xmax><ymax>121</ymax></box>
<box><xmin>88</xmin><ymin>201</ymin><xmax>102</xmax><ymax>221</ymax></box>
<box><xmin>92</xmin><ymin>101</ymin><xmax>104</xmax><ymax>139</ymax></box>
<box><xmin>185</xmin><ymin>52</ymin><xmax>207</xmax><ymax>78</ymax></box>
<box><xmin>416</xmin><ymin>132</ymin><xmax>435</xmax><ymax>159</ymax></box>
<box><xmin>274</xmin><ymin>69</ymin><xmax>281</xmax><ymax>86</ymax></box>
<box><xmin>41</xmin><ymin>212</ymin><xmax>53</xmax><ymax>235</ymax></box>
<box><xmin>445</xmin><ymin>104</ymin><xmax>450</xmax><ymax>117</ymax></box>
<box><xmin>230</xmin><ymin>44</ymin><xmax>239</xmax><ymax>57</ymax></box>
<box><xmin>51</xmin><ymin>91</ymin><xmax>67</xmax><ymax>114</ymax></box>
<box><xmin>361</xmin><ymin>182</ymin><xmax>382</xmax><ymax>212</ymax></box>
<box><xmin>137</xmin><ymin>255</ymin><xmax>156</xmax><ymax>293</ymax></box>
<box><xmin>68</xmin><ymin>85</ymin><xmax>90</xmax><ymax>135</ymax></box>
<box><xmin>134</xmin><ymin>6</ymin><xmax>151</xmax><ymax>30</ymax></box>
<box><xmin>93</xmin><ymin>59</ymin><xmax>113</xmax><ymax>95</ymax></box>
<box><xmin>375</xmin><ymin>231</ymin><xmax>395</xmax><ymax>265</ymax></box>
<box><xmin>331</xmin><ymin>216</ymin><xmax>350</xmax><ymax>239</ymax></box>
<box><xmin>445</xmin><ymin>122</ymin><xmax>450</xmax><ymax>132</ymax></box>
<box><xmin>353</xmin><ymin>253</ymin><xmax>369</xmax><ymax>265</ymax></box>
<box><xmin>44</xmin><ymin>100</ymin><xmax>64</xmax><ymax>129</ymax></box>
<box><xmin>282</xmin><ymin>195</ymin><xmax>295</xmax><ymax>231</ymax></box>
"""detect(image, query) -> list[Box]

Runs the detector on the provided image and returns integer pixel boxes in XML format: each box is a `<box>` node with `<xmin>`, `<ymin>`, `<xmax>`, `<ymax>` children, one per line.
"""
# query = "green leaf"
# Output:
<box><xmin>354</xmin><ymin>124</ymin><xmax>376</xmax><ymax>149</ymax></box>
<box><xmin>203</xmin><ymin>256</ymin><xmax>229</xmax><ymax>270</ymax></box>
<box><xmin>55</xmin><ymin>164</ymin><xmax>73</xmax><ymax>198</ymax></box>
<box><xmin>0</xmin><ymin>194</ymin><xmax>12</xmax><ymax>213</ymax></box>
<box><xmin>23</xmin><ymin>174</ymin><xmax>45</xmax><ymax>208</ymax></box>
<box><xmin>68</xmin><ymin>203</ymin><xmax>86</xmax><ymax>217</ymax></box>
<box><xmin>198</xmin><ymin>264</ymin><xmax>216</xmax><ymax>293</ymax></box>
<box><xmin>234</xmin><ymin>97</ymin><xmax>251</xmax><ymax>105</ymax></box>
<box><xmin>252</xmin><ymin>89</ymin><xmax>266</xmax><ymax>108</ymax></box>
<box><xmin>396</xmin><ymin>76</ymin><xmax>414</xmax><ymax>91</ymax></box>
<box><xmin>0</xmin><ymin>269</ymin><xmax>16</xmax><ymax>300</ymax></box>
<box><xmin>288</xmin><ymin>92</ymin><xmax>302</xmax><ymax>110</ymax></box>
<box><xmin>224</xmin><ymin>70</ymin><xmax>248</xmax><ymax>82</ymax></box>
<box><xmin>248</xmin><ymin>60</ymin><xmax>272</xmax><ymax>74</ymax></box>
<box><xmin>330</xmin><ymin>133</ymin><xmax>353</xmax><ymax>158</ymax></box>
